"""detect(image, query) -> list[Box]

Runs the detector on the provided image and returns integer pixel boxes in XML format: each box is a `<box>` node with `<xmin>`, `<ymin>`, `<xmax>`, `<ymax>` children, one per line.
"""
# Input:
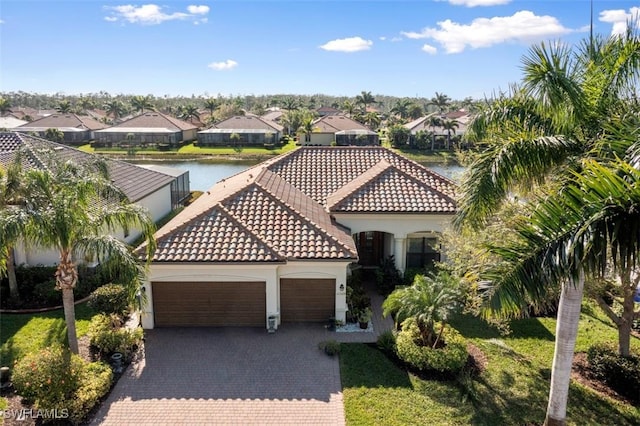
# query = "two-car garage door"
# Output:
<box><xmin>152</xmin><ymin>278</ymin><xmax>336</xmax><ymax>327</ymax></box>
<box><xmin>153</xmin><ymin>281</ymin><xmax>266</xmax><ymax>327</ymax></box>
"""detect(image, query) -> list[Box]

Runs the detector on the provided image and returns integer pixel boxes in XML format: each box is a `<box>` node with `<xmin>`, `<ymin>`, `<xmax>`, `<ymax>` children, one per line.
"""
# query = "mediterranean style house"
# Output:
<box><xmin>140</xmin><ymin>146</ymin><xmax>455</xmax><ymax>330</ymax></box>
<box><xmin>0</xmin><ymin>131</ymin><xmax>187</xmax><ymax>265</ymax></box>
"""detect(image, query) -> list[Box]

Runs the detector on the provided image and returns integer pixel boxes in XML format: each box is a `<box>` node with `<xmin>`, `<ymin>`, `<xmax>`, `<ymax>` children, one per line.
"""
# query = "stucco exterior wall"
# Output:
<box><xmin>142</xmin><ymin>260</ymin><xmax>352</xmax><ymax>329</ymax></box>
<box><xmin>304</xmin><ymin>133</ymin><xmax>334</xmax><ymax>146</ymax></box>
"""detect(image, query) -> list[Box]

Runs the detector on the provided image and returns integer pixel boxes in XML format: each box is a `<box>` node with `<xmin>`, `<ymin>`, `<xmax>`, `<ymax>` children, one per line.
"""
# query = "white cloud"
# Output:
<box><xmin>600</xmin><ymin>7</ymin><xmax>640</xmax><ymax>36</ymax></box>
<box><xmin>105</xmin><ymin>4</ymin><xmax>210</xmax><ymax>25</ymax></box>
<box><xmin>379</xmin><ymin>36</ymin><xmax>387</xmax><ymax>41</ymax></box>
<box><xmin>319</xmin><ymin>36</ymin><xmax>373</xmax><ymax>52</ymax></box>
<box><xmin>0</xmin><ymin>19</ymin><xmax>4</xmax><ymax>24</ymax></box>
<box><xmin>402</xmin><ymin>10</ymin><xmax>572</xmax><ymax>54</ymax></box>
<box><xmin>208</xmin><ymin>60</ymin><xmax>238</xmax><ymax>71</ymax></box>
<box><xmin>445</xmin><ymin>0</ymin><xmax>511</xmax><ymax>7</ymax></box>
<box><xmin>422</xmin><ymin>44</ymin><xmax>438</xmax><ymax>55</ymax></box>
<box><xmin>187</xmin><ymin>5</ymin><xmax>209</xmax><ymax>15</ymax></box>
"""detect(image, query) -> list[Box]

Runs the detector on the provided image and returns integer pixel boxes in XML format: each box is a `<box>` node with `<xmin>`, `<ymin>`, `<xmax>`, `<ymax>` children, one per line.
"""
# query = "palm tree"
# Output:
<box><xmin>428</xmin><ymin>92</ymin><xmax>451</xmax><ymax>114</ymax></box>
<box><xmin>441</xmin><ymin>119</ymin><xmax>459</xmax><ymax>149</ymax></box>
<box><xmin>356</xmin><ymin>91</ymin><xmax>376</xmax><ymax>113</ymax></box>
<box><xmin>407</xmin><ymin>103</ymin><xmax>424</xmax><ymax>120</ymax></box>
<box><xmin>77</xmin><ymin>97</ymin><xmax>95</xmax><ymax>114</ymax></box>
<box><xmin>454</xmin><ymin>29</ymin><xmax>640</xmax><ymax>426</ymax></box>
<box><xmin>180</xmin><ymin>104</ymin><xmax>200</xmax><ymax>123</ymax></box>
<box><xmin>382</xmin><ymin>272</ymin><xmax>460</xmax><ymax>347</ymax></box>
<box><xmin>342</xmin><ymin>100</ymin><xmax>357</xmax><ymax>118</ymax></box>
<box><xmin>427</xmin><ymin>115</ymin><xmax>442</xmax><ymax>150</ymax></box>
<box><xmin>0</xmin><ymin>160</ymin><xmax>24</xmax><ymax>302</ymax></box>
<box><xmin>390</xmin><ymin>99</ymin><xmax>412</xmax><ymax>121</ymax></box>
<box><xmin>0</xmin><ymin>156</ymin><xmax>156</xmax><ymax>353</ymax></box>
<box><xmin>364</xmin><ymin>112</ymin><xmax>381</xmax><ymax>130</ymax></box>
<box><xmin>297</xmin><ymin>116</ymin><xmax>317</xmax><ymax>143</ymax></box>
<box><xmin>130</xmin><ymin>95</ymin><xmax>155</xmax><ymax>114</ymax></box>
<box><xmin>104</xmin><ymin>100</ymin><xmax>126</xmax><ymax>122</ymax></box>
<box><xmin>204</xmin><ymin>98</ymin><xmax>219</xmax><ymax>117</ymax></box>
<box><xmin>280</xmin><ymin>96</ymin><xmax>299</xmax><ymax>112</ymax></box>
<box><xmin>56</xmin><ymin>100</ymin><xmax>72</xmax><ymax>113</ymax></box>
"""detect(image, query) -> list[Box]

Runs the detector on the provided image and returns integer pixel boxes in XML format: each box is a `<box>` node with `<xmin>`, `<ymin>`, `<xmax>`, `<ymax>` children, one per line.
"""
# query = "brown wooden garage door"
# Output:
<box><xmin>280</xmin><ymin>278</ymin><xmax>335</xmax><ymax>322</ymax></box>
<box><xmin>153</xmin><ymin>281</ymin><xmax>266</xmax><ymax>327</ymax></box>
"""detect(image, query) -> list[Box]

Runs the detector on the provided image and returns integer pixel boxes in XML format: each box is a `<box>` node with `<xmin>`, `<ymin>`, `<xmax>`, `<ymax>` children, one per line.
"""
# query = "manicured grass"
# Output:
<box><xmin>78</xmin><ymin>140</ymin><xmax>298</xmax><ymax>157</ymax></box>
<box><xmin>0</xmin><ymin>303</ymin><xmax>97</xmax><ymax>366</ymax></box>
<box><xmin>341</xmin><ymin>304</ymin><xmax>640</xmax><ymax>425</ymax></box>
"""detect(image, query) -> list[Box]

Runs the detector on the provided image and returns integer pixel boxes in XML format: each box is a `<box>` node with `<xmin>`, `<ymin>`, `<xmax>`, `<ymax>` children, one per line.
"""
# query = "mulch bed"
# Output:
<box><xmin>571</xmin><ymin>352</ymin><xmax>634</xmax><ymax>405</ymax></box>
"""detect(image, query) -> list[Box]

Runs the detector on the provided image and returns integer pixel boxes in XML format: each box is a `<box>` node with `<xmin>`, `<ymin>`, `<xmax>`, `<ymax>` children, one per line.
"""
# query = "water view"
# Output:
<box><xmin>133</xmin><ymin>160</ymin><xmax>465</xmax><ymax>191</ymax></box>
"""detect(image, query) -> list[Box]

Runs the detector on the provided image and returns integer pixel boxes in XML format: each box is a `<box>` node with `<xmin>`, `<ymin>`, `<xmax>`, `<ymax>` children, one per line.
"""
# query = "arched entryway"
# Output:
<box><xmin>353</xmin><ymin>231</ymin><xmax>394</xmax><ymax>268</ymax></box>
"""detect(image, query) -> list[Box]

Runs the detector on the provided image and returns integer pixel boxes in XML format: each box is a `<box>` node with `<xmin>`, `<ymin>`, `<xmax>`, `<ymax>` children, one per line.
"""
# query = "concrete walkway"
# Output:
<box><xmin>91</xmin><ymin>280</ymin><xmax>392</xmax><ymax>425</ymax></box>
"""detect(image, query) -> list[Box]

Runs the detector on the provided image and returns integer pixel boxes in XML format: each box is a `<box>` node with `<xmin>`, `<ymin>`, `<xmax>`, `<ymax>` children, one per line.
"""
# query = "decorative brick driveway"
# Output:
<box><xmin>90</xmin><ymin>325</ymin><xmax>345</xmax><ymax>425</ymax></box>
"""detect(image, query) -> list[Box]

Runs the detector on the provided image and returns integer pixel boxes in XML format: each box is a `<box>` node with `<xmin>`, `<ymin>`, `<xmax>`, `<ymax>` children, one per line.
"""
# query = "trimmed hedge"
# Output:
<box><xmin>12</xmin><ymin>345</ymin><xmax>113</xmax><ymax>424</ymax></box>
<box><xmin>396</xmin><ymin>318</ymin><xmax>468</xmax><ymax>373</ymax></box>
<box><xmin>89</xmin><ymin>314</ymin><xmax>143</xmax><ymax>360</ymax></box>
<box><xmin>587</xmin><ymin>343</ymin><xmax>640</xmax><ymax>404</ymax></box>
<box><xmin>88</xmin><ymin>283</ymin><xmax>129</xmax><ymax>316</ymax></box>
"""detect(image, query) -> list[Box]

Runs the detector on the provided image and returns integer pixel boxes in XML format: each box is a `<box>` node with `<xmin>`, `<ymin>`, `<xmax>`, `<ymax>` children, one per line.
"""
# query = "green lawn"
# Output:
<box><xmin>78</xmin><ymin>140</ymin><xmax>298</xmax><ymax>157</ymax></box>
<box><xmin>0</xmin><ymin>303</ymin><xmax>97</xmax><ymax>366</ymax></box>
<box><xmin>341</xmin><ymin>304</ymin><xmax>640</xmax><ymax>425</ymax></box>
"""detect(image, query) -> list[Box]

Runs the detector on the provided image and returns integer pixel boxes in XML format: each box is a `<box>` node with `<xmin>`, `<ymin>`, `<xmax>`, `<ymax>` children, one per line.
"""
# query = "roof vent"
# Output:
<box><xmin>53</xmin><ymin>146</ymin><xmax>63</xmax><ymax>151</ymax></box>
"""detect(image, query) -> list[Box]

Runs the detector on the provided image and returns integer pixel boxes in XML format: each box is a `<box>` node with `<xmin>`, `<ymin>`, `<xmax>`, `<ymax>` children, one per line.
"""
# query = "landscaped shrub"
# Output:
<box><xmin>587</xmin><ymin>343</ymin><xmax>640</xmax><ymax>403</ymax></box>
<box><xmin>376</xmin><ymin>330</ymin><xmax>397</xmax><ymax>356</ymax></box>
<box><xmin>33</xmin><ymin>279</ymin><xmax>61</xmax><ymax>306</ymax></box>
<box><xmin>12</xmin><ymin>345</ymin><xmax>112</xmax><ymax>424</ymax></box>
<box><xmin>347</xmin><ymin>269</ymin><xmax>371</xmax><ymax>323</ymax></box>
<box><xmin>67</xmin><ymin>361</ymin><xmax>113</xmax><ymax>424</ymax></box>
<box><xmin>89</xmin><ymin>314</ymin><xmax>143</xmax><ymax>360</ymax></box>
<box><xmin>318</xmin><ymin>340</ymin><xmax>341</xmax><ymax>356</ymax></box>
<box><xmin>88</xmin><ymin>283</ymin><xmax>129</xmax><ymax>316</ymax></box>
<box><xmin>375</xmin><ymin>255</ymin><xmax>403</xmax><ymax>295</ymax></box>
<box><xmin>396</xmin><ymin>318</ymin><xmax>468</xmax><ymax>373</ymax></box>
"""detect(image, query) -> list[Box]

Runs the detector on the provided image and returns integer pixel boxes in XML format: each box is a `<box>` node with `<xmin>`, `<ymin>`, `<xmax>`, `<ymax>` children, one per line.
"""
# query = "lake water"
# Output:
<box><xmin>132</xmin><ymin>160</ymin><xmax>464</xmax><ymax>191</ymax></box>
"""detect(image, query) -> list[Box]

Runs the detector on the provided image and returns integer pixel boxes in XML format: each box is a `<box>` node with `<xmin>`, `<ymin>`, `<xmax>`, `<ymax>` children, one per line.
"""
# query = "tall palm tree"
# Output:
<box><xmin>364</xmin><ymin>112</ymin><xmax>381</xmax><ymax>130</ymax></box>
<box><xmin>407</xmin><ymin>103</ymin><xmax>424</xmax><ymax>120</ymax></box>
<box><xmin>455</xmin><ymin>29</ymin><xmax>640</xmax><ymax>426</ymax></box>
<box><xmin>390</xmin><ymin>99</ymin><xmax>412</xmax><ymax>121</ymax></box>
<box><xmin>297</xmin><ymin>116</ymin><xmax>317</xmax><ymax>143</ymax></box>
<box><xmin>130</xmin><ymin>95</ymin><xmax>155</xmax><ymax>114</ymax></box>
<box><xmin>0</xmin><ymin>157</ymin><xmax>156</xmax><ymax>353</ymax></box>
<box><xmin>0</xmin><ymin>160</ymin><xmax>24</xmax><ymax>301</ymax></box>
<box><xmin>342</xmin><ymin>100</ymin><xmax>357</xmax><ymax>118</ymax></box>
<box><xmin>356</xmin><ymin>91</ymin><xmax>376</xmax><ymax>113</ymax></box>
<box><xmin>427</xmin><ymin>115</ymin><xmax>442</xmax><ymax>150</ymax></box>
<box><xmin>204</xmin><ymin>98</ymin><xmax>219</xmax><ymax>117</ymax></box>
<box><xmin>180</xmin><ymin>104</ymin><xmax>200</xmax><ymax>123</ymax></box>
<box><xmin>280</xmin><ymin>96</ymin><xmax>299</xmax><ymax>112</ymax></box>
<box><xmin>77</xmin><ymin>97</ymin><xmax>95</xmax><ymax>114</ymax></box>
<box><xmin>428</xmin><ymin>92</ymin><xmax>451</xmax><ymax>114</ymax></box>
<box><xmin>441</xmin><ymin>119</ymin><xmax>459</xmax><ymax>150</ymax></box>
<box><xmin>104</xmin><ymin>100</ymin><xmax>126</xmax><ymax>122</ymax></box>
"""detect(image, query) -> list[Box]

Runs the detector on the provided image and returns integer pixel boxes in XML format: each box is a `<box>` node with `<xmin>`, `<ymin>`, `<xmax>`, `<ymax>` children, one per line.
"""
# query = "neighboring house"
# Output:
<box><xmin>139</xmin><ymin>146</ymin><xmax>455</xmax><ymax>330</ymax></box>
<box><xmin>304</xmin><ymin>115</ymin><xmax>378</xmax><ymax>146</ymax></box>
<box><xmin>0</xmin><ymin>117</ymin><xmax>28</xmax><ymax>129</ymax></box>
<box><xmin>0</xmin><ymin>132</ymin><xmax>183</xmax><ymax>266</ymax></box>
<box><xmin>260</xmin><ymin>109</ymin><xmax>284</xmax><ymax>124</ymax></box>
<box><xmin>198</xmin><ymin>115</ymin><xmax>283</xmax><ymax>146</ymax></box>
<box><xmin>15</xmin><ymin>113</ymin><xmax>108</xmax><ymax>144</ymax></box>
<box><xmin>93</xmin><ymin>112</ymin><xmax>198</xmax><ymax>148</ymax></box>
<box><xmin>404</xmin><ymin>110</ymin><xmax>473</xmax><ymax>148</ymax></box>
<box><xmin>137</xmin><ymin>164</ymin><xmax>191</xmax><ymax>209</ymax></box>
<box><xmin>316</xmin><ymin>106</ymin><xmax>341</xmax><ymax>117</ymax></box>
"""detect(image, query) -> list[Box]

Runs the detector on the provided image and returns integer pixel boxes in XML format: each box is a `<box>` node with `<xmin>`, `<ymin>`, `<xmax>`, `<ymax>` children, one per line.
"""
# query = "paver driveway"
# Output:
<box><xmin>90</xmin><ymin>325</ymin><xmax>345</xmax><ymax>425</ymax></box>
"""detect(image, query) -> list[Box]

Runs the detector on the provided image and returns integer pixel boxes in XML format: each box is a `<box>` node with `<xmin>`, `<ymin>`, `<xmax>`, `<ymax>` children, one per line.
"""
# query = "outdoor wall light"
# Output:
<box><xmin>339</xmin><ymin>283</ymin><xmax>345</xmax><ymax>292</ymax></box>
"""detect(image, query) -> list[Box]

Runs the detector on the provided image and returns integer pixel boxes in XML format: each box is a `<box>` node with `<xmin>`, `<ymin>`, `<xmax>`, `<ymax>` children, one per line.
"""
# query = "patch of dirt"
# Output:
<box><xmin>571</xmin><ymin>352</ymin><xmax>634</xmax><ymax>405</ymax></box>
<box><xmin>466</xmin><ymin>342</ymin><xmax>488</xmax><ymax>375</ymax></box>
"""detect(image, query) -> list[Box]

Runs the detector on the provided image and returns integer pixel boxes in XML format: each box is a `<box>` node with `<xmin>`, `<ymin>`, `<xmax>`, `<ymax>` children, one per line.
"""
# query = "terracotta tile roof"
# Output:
<box><xmin>148</xmin><ymin>165</ymin><xmax>358</xmax><ymax>263</ymax></box>
<box><xmin>266</xmin><ymin>146</ymin><xmax>456</xmax><ymax>211</ymax></box>
<box><xmin>16</xmin><ymin>113</ymin><xmax>107</xmax><ymax>131</ymax></box>
<box><xmin>0</xmin><ymin>132</ymin><xmax>174</xmax><ymax>202</ymax></box>
<box><xmin>213</xmin><ymin>115</ymin><xmax>283</xmax><ymax>132</ymax></box>
<box><xmin>109</xmin><ymin>112</ymin><xmax>197</xmax><ymax>131</ymax></box>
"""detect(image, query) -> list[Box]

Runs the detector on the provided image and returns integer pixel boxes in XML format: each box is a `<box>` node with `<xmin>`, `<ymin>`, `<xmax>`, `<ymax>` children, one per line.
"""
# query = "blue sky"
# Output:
<box><xmin>1</xmin><ymin>0</ymin><xmax>639</xmax><ymax>100</ymax></box>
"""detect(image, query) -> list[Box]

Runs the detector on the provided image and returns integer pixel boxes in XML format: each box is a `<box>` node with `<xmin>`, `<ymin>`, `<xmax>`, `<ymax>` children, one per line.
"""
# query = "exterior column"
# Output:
<box><xmin>265</xmin><ymin>269</ymin><xmax>279</xmax><ymax>329</ymax></box>
<box><xmin>394</xmin><ymin>237</ymin><xmax>406</xmax><ymax>272</ymax></box>
<box><xmin>140</xmin><ymin>280</ymin><xmax>155</xmax><ymax>329</ymax></box>
<box><xmin>335</xmin><ymin>268</ymin><xmax>348</xmax><ymax>323</ymax></box>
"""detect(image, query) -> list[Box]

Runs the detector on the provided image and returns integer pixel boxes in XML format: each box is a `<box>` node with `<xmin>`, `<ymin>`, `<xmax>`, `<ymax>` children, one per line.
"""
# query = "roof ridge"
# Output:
<box><xmin>253</xmin><ymin>179</ymin><xmax>357</xmax><ymax>259</ymax></box>
<box><xmin>326</xmin><ymin>159</ymin><xmax>391</xmax><ymax>210</ymax></box>
<box><xmin>386</xmin><ymin>162</ymin><xmax>457</xmax><ymax>206</ymax></box>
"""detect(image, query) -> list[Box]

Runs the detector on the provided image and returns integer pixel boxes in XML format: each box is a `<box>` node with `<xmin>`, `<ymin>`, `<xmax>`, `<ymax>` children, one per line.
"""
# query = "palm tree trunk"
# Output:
<box><xmin>61</xmin><ymin>286</ymin><xmax>79</xmax><ymax>354</ymax></box>
<box><xmin>544</xmin><ymin>270</ymin><xmax>584</xmax><ymax>426</ymax></box>
<box><xmin>7</xmin><ymin>247</ymin><xmax>20</xmax><ymax>302</ymax></box>
<box><xmin>619</xmin><ymin>279</ymin><xmax>635</xmax><ymax>357</ymax></box>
